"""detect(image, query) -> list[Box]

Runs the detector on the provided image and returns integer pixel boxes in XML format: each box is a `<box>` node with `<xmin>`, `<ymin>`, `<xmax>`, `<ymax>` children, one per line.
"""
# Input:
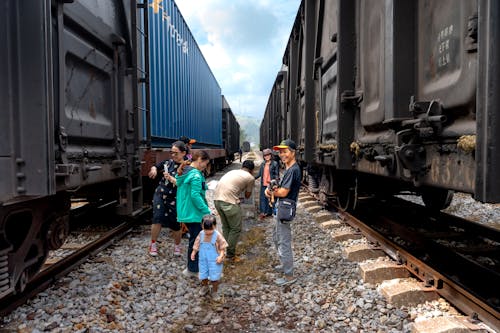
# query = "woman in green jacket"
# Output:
<box><xmin>176</xmin><ymin>150</ymin><xmax>211</xmax><ymax>277</ymax></box>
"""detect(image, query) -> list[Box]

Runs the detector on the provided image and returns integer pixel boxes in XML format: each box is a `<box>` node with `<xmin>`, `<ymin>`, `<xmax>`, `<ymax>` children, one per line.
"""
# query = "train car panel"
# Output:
<box><xmin>318</xmin><ymin>64</ymin><xmax>338</xmax><ymax>166</ymax></box>
<box><xmin>55</xmin><ymin>1</ymin><xmax>138</xmax><ymax>192</ymax></box>
<box><xmin>355</xmin><ymin>1</ymin><xmax>416</xmax><ymax>130</ymax></box>
<box><xmin>148</xmin><ymin>0</ymin><xmax>222</xmax><ymax>148</ymax></box>
<box><xmin>315</xmin><ymin>1</ymin><xmax>339</xmax><ymax>167</ymax></box>
<box><xmin>358</xmin><ymin>1</ymin><xmax>385</xmax><ymax>128</ymax></box>
<box><xmin>0</xmin><ymin>0</ymin><xmax>53</xmax><ymax>201</ymax></box>
<box><xmin>416</xmin><ymin>0</ymin><xmax>477</xmax><ymax>114</ymax></box>
<box><xmin>317</xmin><ymin>0</ymin><xmax>338</xmax><ymax>66</ymax></box>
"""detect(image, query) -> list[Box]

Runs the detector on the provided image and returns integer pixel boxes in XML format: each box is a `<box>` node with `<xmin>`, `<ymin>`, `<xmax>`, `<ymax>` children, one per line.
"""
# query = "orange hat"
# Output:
<box><xmin>189</xmin><ymin>138</ymin><xmax>196</xmax><ymax>144</ymax></box>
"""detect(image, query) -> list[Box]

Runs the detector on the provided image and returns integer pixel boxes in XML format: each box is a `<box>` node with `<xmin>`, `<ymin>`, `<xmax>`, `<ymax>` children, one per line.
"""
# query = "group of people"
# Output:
<box><xmin>147</xmin><ymin>136</ymin><xmax>302</xmax><ymax>300</ymax></box>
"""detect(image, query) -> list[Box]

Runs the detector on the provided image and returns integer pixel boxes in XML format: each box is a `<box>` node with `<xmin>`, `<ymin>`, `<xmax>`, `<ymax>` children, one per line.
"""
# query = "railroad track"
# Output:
<box><xmin>304</xmin><ymin>189</ymin><xmax>500</xmax><ymax>331</ymax></box>
<box><xmin>0</xmin><ymin>206</ymin><xmax>138</xmax><ymax>316</ymax></box>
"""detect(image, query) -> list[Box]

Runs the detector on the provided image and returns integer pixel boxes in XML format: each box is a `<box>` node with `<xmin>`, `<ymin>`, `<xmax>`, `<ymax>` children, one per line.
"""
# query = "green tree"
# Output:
<box><xmin>239</xmin><ymin>127</ymin><xmax>246</xmax><ymax>146</ymax></box>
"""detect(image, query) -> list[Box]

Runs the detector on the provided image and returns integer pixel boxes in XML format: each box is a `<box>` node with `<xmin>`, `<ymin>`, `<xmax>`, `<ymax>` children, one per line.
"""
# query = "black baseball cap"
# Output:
<box><xmin>273</xmin><ymin>139</ymin><xmax>297</xmax><ymax>151</ymax></box>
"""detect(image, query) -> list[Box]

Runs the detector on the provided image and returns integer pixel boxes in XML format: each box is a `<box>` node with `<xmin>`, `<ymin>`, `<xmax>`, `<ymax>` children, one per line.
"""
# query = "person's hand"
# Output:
<box><xmin>190</xmin><ymin>253</ymin><xmax>196</xmax><ymax>261</ymax></box>
<box><xmin>216</xmin><ymin>255</ymin><xmax>224</xmax><ymax>264</ymax></box>
<box><xmin>148</xmin><ymin>166</ymin><xmax>157</xmax><ymax>179</ymax></box>
<box><xmin>264</xmin><ymin>188</ymin><xmax>271</xmax><ymax>198</ymax></box>
<box><xmin>164</xmin><ymin>172</ymin><xmax>173</xmax><ymax>183</ymax></box>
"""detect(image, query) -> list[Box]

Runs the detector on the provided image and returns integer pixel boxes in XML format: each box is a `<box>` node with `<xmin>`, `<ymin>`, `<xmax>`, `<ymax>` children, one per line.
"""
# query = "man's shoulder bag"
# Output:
<box><xmin>277</xmin><ymin>198</ymin><xmax>296</xmax><ymax>221</ymax></box>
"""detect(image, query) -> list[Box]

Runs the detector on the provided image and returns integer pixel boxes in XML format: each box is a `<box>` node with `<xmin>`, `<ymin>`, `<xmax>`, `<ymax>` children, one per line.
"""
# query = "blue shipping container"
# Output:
<box><xmin>146</xmin><ymin>0</ymin><xmax>222</xmax><ymax>147</ymax></box>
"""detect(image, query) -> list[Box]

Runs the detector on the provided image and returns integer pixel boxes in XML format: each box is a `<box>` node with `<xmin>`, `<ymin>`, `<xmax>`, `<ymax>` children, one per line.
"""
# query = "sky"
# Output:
<box><xmin>174</xmin><ymin>0</ymin><xmax>301</xmax><ymax>121</ymax></box>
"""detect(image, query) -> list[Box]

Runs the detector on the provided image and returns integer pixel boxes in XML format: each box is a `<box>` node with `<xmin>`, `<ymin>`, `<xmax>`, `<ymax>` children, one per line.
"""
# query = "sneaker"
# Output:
<box><xmin>273</xmin><ymin>264</ymin><xmax>283</xmax><ymax>272</ymax></box>
<box><xmin>275</xmin><ymin>276</ymin><xmax>297</xmax><ymax>286</ymax></box>
<box><xmin>232</xmin><ymin>256</ymin><xmax>243</xmax><ymax>263</ymax></box>
<box><xmin>211</xmin><ymin>291</ymin><xmax>222</xmax><ymax>302</ymax></box>
<box><xmin>149</xmin><ymin>242</ymin><xmax>158</xmax><ymax>256</ymax></box>
<box><xmin>174</xmin><ymin>244</ymin><xmax>182</xmax><ymax>256</ymax></box>
<box><xmin>198</xmin><ymin>285</ymin><xmax>210</xmax><ymax>296</ymax></box>
<box><xmin>182</xmin><ymin>268</ymin><xmax>198</xmax><ymax>279</ymax></box>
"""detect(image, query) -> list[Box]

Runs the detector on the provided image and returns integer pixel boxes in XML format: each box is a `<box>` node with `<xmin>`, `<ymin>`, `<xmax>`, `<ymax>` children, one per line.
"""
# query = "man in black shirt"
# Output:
<box><xmin>265</xmin><ymin>139</ymin><xmax>302</xmax><ymax>286</ymax></box>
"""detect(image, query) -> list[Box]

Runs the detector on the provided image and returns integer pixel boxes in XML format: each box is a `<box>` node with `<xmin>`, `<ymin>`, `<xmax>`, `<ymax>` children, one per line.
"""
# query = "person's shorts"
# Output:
<box><xmin>152</xmin><ymin>191</ymin><xmax>181</xmax><ymax>231</ymax></box>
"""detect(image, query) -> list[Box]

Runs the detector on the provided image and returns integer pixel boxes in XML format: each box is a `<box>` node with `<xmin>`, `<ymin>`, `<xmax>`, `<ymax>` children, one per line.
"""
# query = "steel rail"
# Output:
<box><xmin>336</xmin><ymin>208</ymin><xmax>500</xmax><ymax>331</ymax></box>
<box><xmin>0</xmin><ymin>219</ymin><xmax>136</xmax><ymax>316</ymax></box>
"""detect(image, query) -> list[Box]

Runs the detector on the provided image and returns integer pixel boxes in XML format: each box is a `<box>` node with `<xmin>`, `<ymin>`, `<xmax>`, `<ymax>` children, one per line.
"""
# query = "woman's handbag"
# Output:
<box><xmin>277</xmin><ymin>198</ymin><xmax>296</xmax><ymax>221</ymax></box>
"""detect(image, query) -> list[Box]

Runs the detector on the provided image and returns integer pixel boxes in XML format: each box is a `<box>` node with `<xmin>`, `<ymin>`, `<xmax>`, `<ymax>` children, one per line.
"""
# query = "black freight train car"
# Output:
<box><xmin>260</xmin><ymin>0</ymin><xmax>500</xmax><ymax>210</ymax></box>
<box><xmin>0</xmin><ymin>0</ymin><xmax>143</xmax><ymax>298</ymax></box>
<box><xmin>222</xmin><ymin>96</ymin><xmax>240</xmax><ymax>163</ymax></box>
<box><xmin>242</xmin><ymin>141</ymin><xmax>251</xmax><ymax>153</ymax></box>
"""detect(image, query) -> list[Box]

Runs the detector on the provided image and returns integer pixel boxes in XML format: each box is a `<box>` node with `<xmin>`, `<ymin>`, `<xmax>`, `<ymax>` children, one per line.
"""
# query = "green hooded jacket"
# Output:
<box><xmin>175</xmin><ymin>166</ymin><xmax>210</xmax><ymax>223</ymax></box>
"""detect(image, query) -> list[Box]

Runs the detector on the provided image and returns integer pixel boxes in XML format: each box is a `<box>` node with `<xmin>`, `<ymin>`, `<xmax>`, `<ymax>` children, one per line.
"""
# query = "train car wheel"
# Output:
<box><xmin>336</xmin><ymin>177</ymin><xmax>358</xmax><ymax>211</ymax></box>
<box><xmin>15</xmin><ymin>270</ymin><xmax>28</xmax><ymax>294</ymax></box>
<box><xmin>421</xmin><ymin>188</ymin><xmax>454</xmax><ymax>211</ymax></box>
<box><xmin>46</xmin><ymin>214</ymin><xmax>70</xmax><ymax>251</ymax></box>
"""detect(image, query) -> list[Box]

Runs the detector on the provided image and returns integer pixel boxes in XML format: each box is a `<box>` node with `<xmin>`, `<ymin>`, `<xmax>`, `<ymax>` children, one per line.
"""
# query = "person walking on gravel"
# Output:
<box><xmin>147</xmin><ymin>141</ymin><xmax>187</xmax><ymax>257</ymax></box>
<box><xmin>265</xmin><ymin>139</ymin><xmax>302</xmax><ymax>286</ymax></box>
<box><xmin>191</xmin><ymin>214</ymin><xmax>228</xmax><ymax>301</ymax></box>
<box><xmin>214</xmin><ymin>160</ymin><xmax>256</xmax><ymax>262</ymax></box>
<box><xmin>176</xmin><ymin>150</ymin><xmax>211</xmax><ymax>277</ymax></box>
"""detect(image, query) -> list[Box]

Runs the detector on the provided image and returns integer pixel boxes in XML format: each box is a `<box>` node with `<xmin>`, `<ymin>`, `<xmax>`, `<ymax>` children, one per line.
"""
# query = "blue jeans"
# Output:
<box><xmin>186</xmin><ymin>222</ymin><xmax>202</xmax><ymax>273</ymax></box>
<box><xmin>259</xmin><ymin>185</ymin><xmax>273</xmax><ymax>215</ymax></box>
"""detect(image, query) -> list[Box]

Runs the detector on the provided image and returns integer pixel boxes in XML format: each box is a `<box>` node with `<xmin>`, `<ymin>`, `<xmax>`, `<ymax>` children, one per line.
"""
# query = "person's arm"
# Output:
<box><xmin>148</xmin><ymin>160</ymin><xmax>166</xmax><ymax>179</ymax></box>
<box><xmin>191</xmin><ymin>234</ymin><xmax>201</xmax><ymax>260</ymax></box>
<box><xmin>190</xmin><ymin>173</ymin><xmax>211</xmax><ymax>214</ymax></box>
<box><xmin>244</xmin><ymin>178</ymin><xmax>254</xmax><ymax>199</ymax></box>
<box><xmin>266</xmin><ymin>186</ymin><xmax>290</xmax><ymax>198</ymax></box>
<box><xmin>254</xmin><ymin>164</ymin><xmax>263</xmax><ymax>180</ymax></box>
<box><xmin>265</xmin><ymin>168</ymin><xmax>293</xmax><ymax>198</ymax></box>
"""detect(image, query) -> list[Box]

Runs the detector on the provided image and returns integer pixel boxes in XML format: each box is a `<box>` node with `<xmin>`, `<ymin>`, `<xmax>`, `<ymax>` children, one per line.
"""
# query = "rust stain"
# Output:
<box><xmin>89</xmin><ymin>101</ymin><xmax>96</xmax><ymax>119</ymax></box>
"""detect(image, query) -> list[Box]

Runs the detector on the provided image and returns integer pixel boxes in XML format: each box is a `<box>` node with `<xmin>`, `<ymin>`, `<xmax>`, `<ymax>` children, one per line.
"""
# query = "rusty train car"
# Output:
<box><xmin>0</xmin><ymin>0</ymin><xmax>238</xmax><ymax>301</ymax></box>
<box><xmin>260</xmin><ymin>0</ymin><xmax>500</xmax><ymax>210</ymax></box>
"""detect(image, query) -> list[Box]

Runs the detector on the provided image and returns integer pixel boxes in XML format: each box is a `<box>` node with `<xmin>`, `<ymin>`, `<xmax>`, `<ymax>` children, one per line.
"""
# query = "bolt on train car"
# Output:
<box><xmin>260</xmin><ymin>0</ymin><xmax>500</xmax><ymax>211</ymax></box>
<box><xmin>0</xmin><ymin>0</ymin><xmax>239</xmax><ymax>300</ymax></box>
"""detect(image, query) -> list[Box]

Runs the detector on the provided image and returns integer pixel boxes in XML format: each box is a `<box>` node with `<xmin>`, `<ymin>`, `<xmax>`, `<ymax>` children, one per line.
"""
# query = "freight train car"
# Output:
<box><xmin>140</xmin><ymin>0</ymin><xmax>228</xmax><ymax>175</ymax></box>
<box><xmin>222</xmin><ymin>96</ymin><xmax>240</xmax><ymax>163</ymax></box>
<box><xmin>260</xmin><ymin>0</ymin><xmax>500</xmax><ymax>210</ymax></box>
<box><xmin>242</xmin><ymin>141</ymin><xmax>251</xmax><ymax>153</ymax></box>
<box><xmin>0</xmin><ymin>0</ymin><xmax>143</xmax><ymax>298</ymax></box>
<box><xmin>0</xmin><ymin>0</ymin><xmax>238</xmax><ymax>301</ymax></box>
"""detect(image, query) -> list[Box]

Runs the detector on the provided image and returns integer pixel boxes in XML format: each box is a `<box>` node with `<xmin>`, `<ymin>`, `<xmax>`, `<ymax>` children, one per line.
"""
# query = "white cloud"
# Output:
<box><xmin>175</xmin><ymin>0</ymin><xmax>300</xmax><ymax>120</ymax></box>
